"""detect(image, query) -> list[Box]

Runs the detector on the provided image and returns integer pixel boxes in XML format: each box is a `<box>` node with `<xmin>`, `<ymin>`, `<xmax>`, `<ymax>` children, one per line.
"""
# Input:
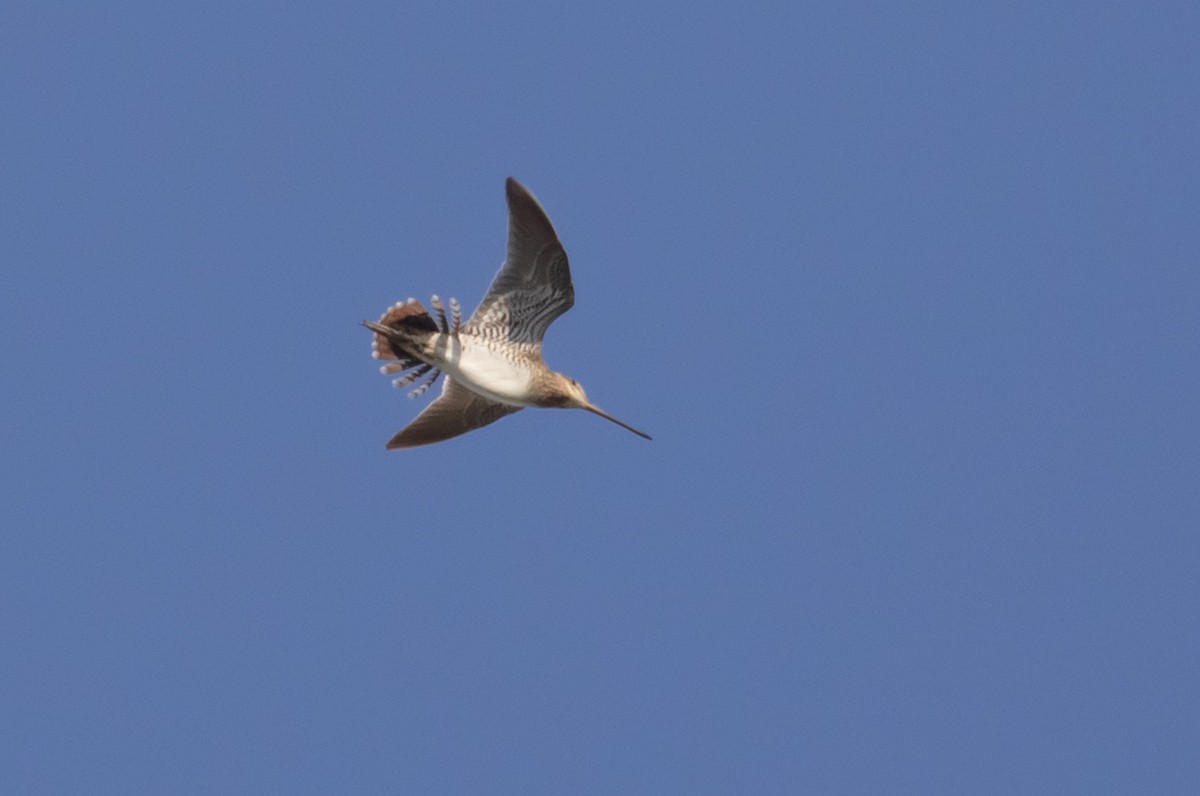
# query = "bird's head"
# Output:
<box><xmin>548</xmin><ymin>372</ymin><xmax>652</xmax><ymax>440</ymax></box>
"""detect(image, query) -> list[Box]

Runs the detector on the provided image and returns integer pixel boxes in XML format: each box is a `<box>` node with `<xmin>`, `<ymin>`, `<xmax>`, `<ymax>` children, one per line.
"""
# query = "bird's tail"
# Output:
<box><xmin>366</xmin><ymin>299</ymin><xmax>438</xmax><ymax>363</ymax></box>
<box><xmin>364</xmin><ymin>297</ymin><xmax>458</xmax><ymax>398</ymax></box>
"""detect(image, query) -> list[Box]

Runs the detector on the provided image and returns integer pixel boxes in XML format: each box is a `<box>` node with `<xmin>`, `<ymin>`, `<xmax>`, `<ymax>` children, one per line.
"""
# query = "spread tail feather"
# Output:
<box><xmin>367</xmin><ymin>299</ymin><xmax>437</xmax><ymax>364</ymax></box>
<box><xmin>364</xmin><ymin>299</ymin><xmax>444</xmax><ymax>397</ymax></box>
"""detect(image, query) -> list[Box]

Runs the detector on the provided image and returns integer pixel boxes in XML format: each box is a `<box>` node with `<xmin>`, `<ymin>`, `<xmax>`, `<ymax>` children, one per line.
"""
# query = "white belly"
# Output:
<box><xmin>435</xmin><ymin>337</ymin><xmax>535</xmax><ymax>406</ymax></box>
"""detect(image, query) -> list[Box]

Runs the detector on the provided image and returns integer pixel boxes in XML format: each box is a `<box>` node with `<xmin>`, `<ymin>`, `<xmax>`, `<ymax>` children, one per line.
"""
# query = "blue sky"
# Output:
<box><xmin>2</xmin><ymin>1</ymin><xmax>1198</xmax><ymax>792</ymax></box>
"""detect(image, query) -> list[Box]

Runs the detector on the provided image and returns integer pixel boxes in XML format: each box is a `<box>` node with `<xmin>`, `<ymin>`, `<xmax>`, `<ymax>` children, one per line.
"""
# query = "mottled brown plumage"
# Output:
<box><xmin>364</xmin><ymin>177</ymin><xmax>650</xmax><ymax>449</ymax></box>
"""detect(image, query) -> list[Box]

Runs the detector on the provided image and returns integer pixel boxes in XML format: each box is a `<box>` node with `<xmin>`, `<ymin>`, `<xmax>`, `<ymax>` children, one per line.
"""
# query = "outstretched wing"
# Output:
<box><xmin>463</xmin><ymin>177</ymin><xmax>575</xmax><ymax>345</ymax></box>
<box><xmin>386</xmin><ymin>378</ymin><xmax>522</xmax><ymax>449</ymax></box>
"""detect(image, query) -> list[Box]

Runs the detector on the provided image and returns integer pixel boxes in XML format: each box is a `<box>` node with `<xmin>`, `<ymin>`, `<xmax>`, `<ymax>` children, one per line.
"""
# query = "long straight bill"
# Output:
<box><xmin>584</xmin><ymin>404</ymin><xmax>652</xmax><ymax>440</ymax></box>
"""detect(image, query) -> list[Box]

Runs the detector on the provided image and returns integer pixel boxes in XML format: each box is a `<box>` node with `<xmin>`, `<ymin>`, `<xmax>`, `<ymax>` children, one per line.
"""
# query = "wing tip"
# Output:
<box><xmin>385</xmin><ymin>429</ymin><xmax>429</xmax><ymax>450</ymax></box>
<box><xmin>505</xmin><ymin>176</ymin><xmax>535</xmax><ymax>207</ymax></box>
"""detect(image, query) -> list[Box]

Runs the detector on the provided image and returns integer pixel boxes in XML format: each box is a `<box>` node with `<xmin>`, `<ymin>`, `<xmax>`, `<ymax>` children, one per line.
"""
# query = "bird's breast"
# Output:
<box><xmin>433</xmin><ymin>335</ymin><xmax>538</xmax><ymax>406</ymax></box>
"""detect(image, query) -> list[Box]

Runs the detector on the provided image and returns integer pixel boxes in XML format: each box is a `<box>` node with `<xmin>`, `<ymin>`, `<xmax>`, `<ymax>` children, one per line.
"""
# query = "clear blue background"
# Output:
<box><xmin>3</xmin><ymin>2</ymin><xmax>1197</xmax><ymax>792</ymax></box>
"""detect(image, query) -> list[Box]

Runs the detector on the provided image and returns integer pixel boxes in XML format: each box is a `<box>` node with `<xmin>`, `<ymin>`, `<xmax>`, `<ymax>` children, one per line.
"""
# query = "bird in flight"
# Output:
<box><xmin>363</xmin><ymin>177</ymin><xmax>651</xmax><ymax>449</ymax></box>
